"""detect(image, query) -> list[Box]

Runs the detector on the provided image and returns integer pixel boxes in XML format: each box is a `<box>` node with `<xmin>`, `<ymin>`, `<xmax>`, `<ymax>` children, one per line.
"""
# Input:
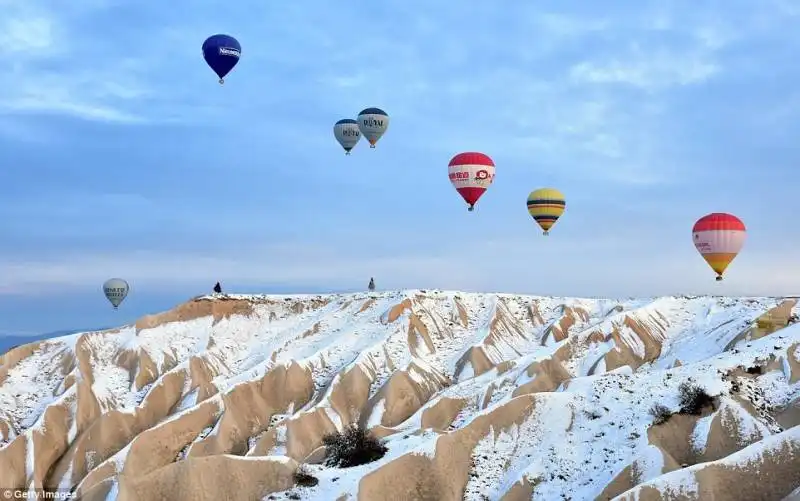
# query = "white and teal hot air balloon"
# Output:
<box><xmin>103</xmin><ymin>278</ymin><xmax>129</xmax><ymax>309</ymax></box>
<box><xmin>333</xmin><ymin>119</ymin><xmax>361</xmax><ymax>154</ymax></box>
<box><xmin>357</xmin><ymin>107</ymin><xmax>389</xmax><ymax>148</ymax></box>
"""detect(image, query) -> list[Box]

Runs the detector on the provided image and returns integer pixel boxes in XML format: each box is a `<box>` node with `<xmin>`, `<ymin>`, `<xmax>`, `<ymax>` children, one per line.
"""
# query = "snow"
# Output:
<box><xmin>457</xmin><ymin>360</ymin><xmax>474</xmax><ymax>381</ymax></box>
<box><xmin>616</xmin><ymin>323</ymin><xmax>647</xmax><ymax>359</ymax></box>
<box><xmin>721</xmin><ymin>422</ymin><xmax>800</xmax><ymax>462</ymax></box>
<box><xmin>465</xmin><ymin>394</ymin><xmax>576</xmax><ymax>500</ymax></box>
<box><xmin>75</xmin><ymin>441</ymin><xmax>132</xmax><ymax>495</ymax></box>
<box><xmin>784</xmin><ymin>485</ymin><xmax>800</xmax><ymax>501</ymax></box>
<box><xmin>86</xmin><ymin>450</ymin><xmax>97</xmax><ymax>470</ymax></box>
<box><xmin>229</xmin><ymin>454</ymin><xmax>295</xmax><ymax>465</ymax></box>
<box><xmin>0</xmin><ymin>341</ymin><xmax>72</xmax><ymax>433</ymax></box>
<box><xmin>67</xmin><ymin>418</ymin><xmax>78</xmax><ymax>443</ymax></box>
<box><xmin>625</xmin><ymin>467</ymin><xmax>701</xmax><ymax>500</ymax></box>
<box><xmin>136</xmin><ymin>317</ymin><xmax>214</xmax><ymax>371</ymax></box>
<box><xmin>650</xmin><ymin>297</ymin><xmax>782</xmax><ymax>370</ymax></box>
<box><xmin>79</xmin><ymin>327</ymin><xmax>141</xmax><ymax>412</ymax></box>
<box><xmin>173</xmin><ymin>387</ymin><xmax>200</xmax><ymax>414</ymax></box>
<box><xmin>366</xmin><ymin>398</ymin><xmax>385</xmax><ymax>428</ymax></box>
<box><xmin>590</xmin><ymin>356</ymin><xmax>607</xmax><ymax>376</ymax></box>
<box><xmin>288</xmin><ymin>429</ymin><xmax>442</xmax><ymax>501</ymax></box>
<box><xmin>632</xmin><ymin>445</ymin><xmax>666</xmax><ymax>484</ymax></box>
<box><xmin>52</xmin><ymin>332</ymin><xmax>84</xmax><ymax>354</ymax></box>
<box><xmin>3</xmin><ymin>291</ymin><xmax>800</xmax><ymax>499</ymax></box>
<box><xmin>618</xmin><ymin>425</ymin><xmax>800</xmax><ymax>500</ymax></box>
<box><xmin>719</xmin><ymin>400</ymin><xmax>771</xmax><ymax>444</ymax></box>
<box><xmin>104</xmin><ymin>481</ymin><xmax>119</xmax><ymax>501</ymax></box>
<box><xmin>759</xmin><ymin>366</ymin><xmax>800</xmax><ymax>411</ymax></box>
<box><xmin>151</xmin><ymin>393</ymin><xmax>223</xmax><ymax>438</ymax></box>
<box><xmin>578</xmin><ymin>339</ymin><xmax>615</xmax><ymax>377</ymax></box>
<box><xmin>691</xmin><ymin>413</ymin><xmax>715</xmax><ymax>453</ymax></box>
<box><xmin>271</xmin><ymin>426</ymin><xmax>288</xmax><ymax>456</ymax></box>
<box><xmin>25</xmin><ymin>435</ymin><xmax>34</xmax><ymax>478</ymax></box>
<box><xmin>108</xmin><ymin>443</ymin><xmax>132</xmax><ymax>472</ymax></box>
<box><xmin>323</xmin><ymin>405</ymin><xmax>343</xmax><ymax>431</ymax></box>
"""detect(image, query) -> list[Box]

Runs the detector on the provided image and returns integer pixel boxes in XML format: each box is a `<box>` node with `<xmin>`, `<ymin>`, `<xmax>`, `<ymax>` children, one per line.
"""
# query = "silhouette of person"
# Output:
<box><xmin>213</xmin><ymin>282</ymin><xmax>222</xmax><ymax>294</ymax></box>
<box><xmin>368</xmin><ymin>277</ymin><xmax>375</xmax><ymax>291</ymax></box>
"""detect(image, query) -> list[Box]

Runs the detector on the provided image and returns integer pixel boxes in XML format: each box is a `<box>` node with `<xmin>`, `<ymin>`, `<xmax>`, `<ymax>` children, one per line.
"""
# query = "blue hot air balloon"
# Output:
<box><xmin>202</xmin><ymin>34</ymin><xmax>241</xmax><ymax>84</ymax></box>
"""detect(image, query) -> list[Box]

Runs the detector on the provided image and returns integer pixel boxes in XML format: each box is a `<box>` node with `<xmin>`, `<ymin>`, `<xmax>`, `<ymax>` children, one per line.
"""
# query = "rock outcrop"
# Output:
<box><xmin>0</xmin><ymin>291</ymin><xmax>798</xmax><ymax>500</ymax></box>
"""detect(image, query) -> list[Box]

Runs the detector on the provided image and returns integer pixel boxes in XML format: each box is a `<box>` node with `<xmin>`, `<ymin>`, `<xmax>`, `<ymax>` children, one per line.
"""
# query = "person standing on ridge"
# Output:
<box><xmin>213</xmin><ymin>282</ymin><xmax>222</xmax><ymax>294</ymax></box>
<box><xmin>368</xmin><ymin>277</ymin><xmax>375</xmax><ymax>291</ymax></box>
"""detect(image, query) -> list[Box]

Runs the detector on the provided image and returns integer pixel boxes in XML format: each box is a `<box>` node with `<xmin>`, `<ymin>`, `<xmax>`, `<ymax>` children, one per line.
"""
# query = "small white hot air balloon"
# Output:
<box><xmin>333</xmin><ymin>119</ymin><xmax>361</xmax><ymax>154</ymax></box>
<box><xmin>103</xmin><ymin>278</ymin><xmax>129</xmax><ymax>309</ymax></box>
<box><xmin>357</xmin><ymin>107</ymin><xmax>389</xmax><ymax>148</ymax></box>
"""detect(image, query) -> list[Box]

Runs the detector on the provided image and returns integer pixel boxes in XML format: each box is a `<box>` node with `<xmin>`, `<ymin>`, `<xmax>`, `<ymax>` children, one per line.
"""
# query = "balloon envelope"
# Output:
<box><xmin>448</xmin><ymin>152</ymin><xmax>495</xmax><ymax>211</ymax></box>
<box><xmin>357</xmin><ymin>108</ymin><xmax>388</xmax><ymax>147</ymax></box>
<box><xmin>202</xmin><ymin>34</ymin><xmax>241</xmax><ymax>82</ymax></box>
<box><xmin>692</xmin><ymin>213</ymin><xmax>746</xmax><ymax>280</ymax></box>
<box><xmin>103</xmin><ymin>278</ymin><xmax>129</xmax><ymax>308</ymax></box>
<box><xmin>527</xmin><ymin>188</ymin><xmax>566</xmax><ymax>235</ymax></box>
<box><xmin>333</xmin><ymin>119</ymin><xmax>361</xmax><ymax>154</ymax></box>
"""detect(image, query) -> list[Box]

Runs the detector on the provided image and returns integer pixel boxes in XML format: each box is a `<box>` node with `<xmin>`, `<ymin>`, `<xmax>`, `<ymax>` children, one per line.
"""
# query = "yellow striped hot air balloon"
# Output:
<box><xmin>526</xmin><ymin>188</ymin><xmax>565</xmax><ymax>235</ymax></box>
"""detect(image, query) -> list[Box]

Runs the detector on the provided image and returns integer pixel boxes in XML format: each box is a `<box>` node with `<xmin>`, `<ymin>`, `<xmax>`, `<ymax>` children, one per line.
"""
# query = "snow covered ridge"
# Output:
<box><xmin>0</xmin><ymin>290</ymin><xmax>798</xmax><ymax>500</ymax></box>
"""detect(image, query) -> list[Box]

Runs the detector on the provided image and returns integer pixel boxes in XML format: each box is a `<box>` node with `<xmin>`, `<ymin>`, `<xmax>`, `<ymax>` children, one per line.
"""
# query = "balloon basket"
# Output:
<box><xmin>345</xmin><ymin>151</ymin><xmax>351</xmax><ymax>155</ymax></box>
<box><xmin>370</xmin><ymin>144</ymin><xmax>376</xmax><ymax>148</ymax></box>
<box><xmin>715</xmin><ymin>276</ymin><xmax>723</xmax><ymax>282</ymax></box>
<box><xmin>543</xmin><ymin>231</ymin><xmax>549</xmax><ymax>236</ymax></box>
<box><xmin>467</xmin><ymin>206</ymin><xmax>474</xmax><ymax>212</ymax></box>
<box><xmin>219</xmin><ymin>78</ymin><xmax>224</xmax><ymax>85</ymax></box>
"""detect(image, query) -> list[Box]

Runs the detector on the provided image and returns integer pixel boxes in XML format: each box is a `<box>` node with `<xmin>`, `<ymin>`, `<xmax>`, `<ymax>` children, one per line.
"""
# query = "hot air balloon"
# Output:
<box><xmin>103</xmin><ymin>278</ymin><xmax>129</xmax><ymax>309</ymax></box>
<box><xmin>448</xmin><ymin>152</ymin><xmax>495</xmax><ymax>211</ymax></box>
<box><xmin>202</xmin><ymin>34</ymin><xmax>241</xmax><ymax>84</ymax></box>
<box><xmin>333</xmin><ymin>119</ymin><xmax>361</xmax><ymax>154</ymax></box>
<box><xmin>357</xmin><ymin>108</ymin><xmax>388</xmax><ymax>147</ymax></box>
<box><xmin>692</xmin><ymin>213</ymin><xmax>746</xmax><ymax>281</ymax></box>
<box><xmin>527</xmin><ymin>188</ymin><xmax>566</xmax><ymax>235</ymax></box>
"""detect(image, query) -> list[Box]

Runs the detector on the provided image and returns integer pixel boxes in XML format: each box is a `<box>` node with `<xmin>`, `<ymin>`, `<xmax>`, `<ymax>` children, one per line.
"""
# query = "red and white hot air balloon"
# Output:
<box><xmin>448</xmin><ymin>152</ymin><xmax>495</xmax><ymax>211</ymax></box>
<box><xmin>692</xmin><ymin>212</ymin><xmax>746</xmax><ymax>281</ymax></box>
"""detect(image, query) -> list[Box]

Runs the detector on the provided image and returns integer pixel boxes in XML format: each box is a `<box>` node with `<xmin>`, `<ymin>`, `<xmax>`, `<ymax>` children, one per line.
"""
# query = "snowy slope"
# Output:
<box><xmin>0</xmin><ymin>291</ymin><xmax>798</xmax><ymax>500</ymax></box>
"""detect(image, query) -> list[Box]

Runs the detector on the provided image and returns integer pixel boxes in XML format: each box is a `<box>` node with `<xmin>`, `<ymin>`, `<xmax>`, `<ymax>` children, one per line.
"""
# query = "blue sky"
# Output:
<box><xmin>1</xmin><ymin>0</ymin><xmax>800</xmax><ymax>336</ymax></box>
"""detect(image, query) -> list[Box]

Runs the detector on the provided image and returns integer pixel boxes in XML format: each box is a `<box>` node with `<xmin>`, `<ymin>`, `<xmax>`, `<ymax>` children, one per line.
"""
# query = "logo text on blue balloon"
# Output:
<box><xmin>219</xmin><ymin>47</ymin><xmax>240</xmax><ymax>57</ymax></box>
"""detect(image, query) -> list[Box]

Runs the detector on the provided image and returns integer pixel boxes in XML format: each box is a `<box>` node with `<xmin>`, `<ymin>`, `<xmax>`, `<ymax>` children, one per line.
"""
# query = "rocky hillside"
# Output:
<box><xmin>1</xmin><ymin>291</ymin><xmax>799</xmax><ymax>500</ymax></box>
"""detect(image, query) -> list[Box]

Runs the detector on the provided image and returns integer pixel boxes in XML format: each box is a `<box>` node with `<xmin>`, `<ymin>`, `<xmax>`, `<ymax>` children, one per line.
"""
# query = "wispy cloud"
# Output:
<box><xmin>0</xmin><ymin>1</ymin><xmax>158</xmax><ymax>124</ymax></box>
<box><xmin>569</xmin><ymin>47</ymin><xmax>720</xmax><ymax>90</ymax></box>
<box><xmin>1</xmin><ymin>15</ymin><xmax>57</xmax><ymax>54</ymax></box>
<box><xmin>566</xmin><ymin>13</ymin><xmax>731</xmax><ymax>91</ymax></box>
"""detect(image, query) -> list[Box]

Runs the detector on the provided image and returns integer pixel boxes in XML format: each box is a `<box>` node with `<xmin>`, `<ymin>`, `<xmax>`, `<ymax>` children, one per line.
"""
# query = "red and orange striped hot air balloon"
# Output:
<box><xmin>692</xmin><ymin>213</ymin><xmax>746</xmax><ymax>281</ymax></box>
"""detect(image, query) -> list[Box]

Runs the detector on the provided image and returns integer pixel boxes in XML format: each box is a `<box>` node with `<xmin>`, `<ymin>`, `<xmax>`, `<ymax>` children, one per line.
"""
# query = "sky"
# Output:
<box><xmin>1</xmin><ymin>0</ymin><xmax>800</xmax><ymax>336</ymax></box>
